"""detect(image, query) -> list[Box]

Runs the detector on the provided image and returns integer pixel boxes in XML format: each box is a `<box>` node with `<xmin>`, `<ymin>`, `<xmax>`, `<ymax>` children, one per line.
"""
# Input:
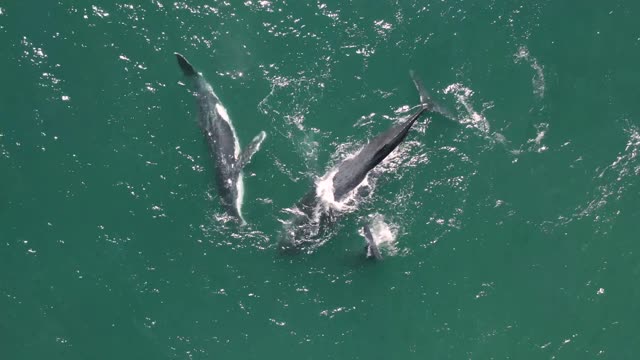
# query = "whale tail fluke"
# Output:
<box><xmin>409</xmin><ymin>70</ymin><xmax>454</xmax><ymax>120</ymax></box>
<box><xmin>175</xmin><ymin>52</ymin><xmax>198</xmax><ymax>77</ymax></box>
<box><xmin>237</xmin><ymin>131</ymin><xmax>267</xmax><ymax>171</ymax></box>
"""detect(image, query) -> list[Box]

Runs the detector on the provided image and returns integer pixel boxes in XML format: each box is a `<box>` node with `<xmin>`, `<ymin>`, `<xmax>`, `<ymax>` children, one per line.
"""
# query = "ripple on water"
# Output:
<box><xmin>554</xmin><ymin>124</ymin><xmax>640</xmax><ymax>234</ymax></box>
<box><xmin>444</xmin><ymin>83</ymin><xmax>491</xmax><ymax>134</ymax></box>
<box><xmin>514</xmin><ymin>45</ymin><xmax>546</xmax><ymax>99</ymax></box>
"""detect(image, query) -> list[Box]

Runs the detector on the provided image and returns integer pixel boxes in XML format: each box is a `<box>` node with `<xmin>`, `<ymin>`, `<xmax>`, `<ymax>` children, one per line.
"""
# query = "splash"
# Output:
<box><xmin>314</xmin><ymin>164</ymin><xmax>370</xmax><ymax>214</ymax></box>
<box><xmin>362</xmin><ymin>214</ymin><xmax>399</xmax><ymax>256</ymax></box>
<box><xmin>280</xmin><ymin>142</ymin><xmax>388</xmax><ymax>251</ymax></box>
<box><xmin>514</xmin><ymin>46</ymin><xmax>546</xmax><ymax>98</ymax></box>
<box><xmin>443</xmin><ymin>83</ymin><xmax>490</xmax><ymax>133</ymax></box>
<box><xmin>527</xmin><ymin>122</ymin><xmax>550</xmax><ymax>153</ymax></box>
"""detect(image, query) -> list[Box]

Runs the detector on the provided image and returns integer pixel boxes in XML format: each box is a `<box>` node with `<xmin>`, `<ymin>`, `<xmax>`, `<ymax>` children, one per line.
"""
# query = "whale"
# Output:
<box><xmin>280</xmin><ymin>73</ymin><xmax>445</xmax><ymax>251</ymax></box>
<box><xmin>175</xmin><ymin>53</ymin><xmax>266</xmax><ymax>224</ymax></box>
<box><xmin>363</xmin><ymin>224</ymin><xmax>383</xmax><ymax>260</ymax></box>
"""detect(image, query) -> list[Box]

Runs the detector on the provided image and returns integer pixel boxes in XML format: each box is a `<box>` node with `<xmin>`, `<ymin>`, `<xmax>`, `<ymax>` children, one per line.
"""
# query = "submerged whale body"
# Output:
<box><xmin>280</xmin><ymin>74</ymin><xmax>444</xmax><ymax>251</ymax></box>
<box><xmin>175</xmin><ymin>53</ymin><xmax>266</xmax><ymax>224</ymax></box>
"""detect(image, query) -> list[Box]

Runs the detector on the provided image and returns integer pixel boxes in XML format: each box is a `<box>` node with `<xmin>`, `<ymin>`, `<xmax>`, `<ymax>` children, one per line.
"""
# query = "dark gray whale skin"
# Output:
<box><xmin>280</xmin><ymin>74</ymin><xmax>442</xmax><ymax>251</ymax></box>
<box><xmin>332</xmin><ymin>72</ymin><xmax>442</xmax><ymax>202</ymax></box>
<box><xmin>175</xmin><ymin>53</ymin><xmax>266</xmax><ymax>224</ymax></box>
<box><xmin>332</xmin><ymin>105</ymin><xmax>428</xmax><ymax>201</ymax></box>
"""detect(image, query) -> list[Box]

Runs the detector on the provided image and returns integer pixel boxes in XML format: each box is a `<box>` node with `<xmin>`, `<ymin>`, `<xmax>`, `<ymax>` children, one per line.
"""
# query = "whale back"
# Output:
<box><xmin>332</xmin><ymin>107</ymin><xmax>427</xmax><ymax>200</ymax></box>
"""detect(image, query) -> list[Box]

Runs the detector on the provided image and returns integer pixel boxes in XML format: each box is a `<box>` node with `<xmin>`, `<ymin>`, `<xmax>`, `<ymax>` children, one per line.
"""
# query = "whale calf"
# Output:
<box><xmin>363</xmin><ymin>224</ymin><xmax>383</xmax><ymax>260</ymax></box>
<box><xmin>280</xmin><ymin>73</ymin><xmax>445</xmax><ymax>251</ymax></box>
<box><xmin>175</xmin><ymin>53</ymin><xmax>266</xmax><ymax>224</ymax></box>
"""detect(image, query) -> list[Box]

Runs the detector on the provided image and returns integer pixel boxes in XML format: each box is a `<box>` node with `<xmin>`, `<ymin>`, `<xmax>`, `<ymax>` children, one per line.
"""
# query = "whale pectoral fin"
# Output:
<box><xmin>237</xmin><ymin>131</ymin><xmax>267</xmax><ymax>171</ymax></box>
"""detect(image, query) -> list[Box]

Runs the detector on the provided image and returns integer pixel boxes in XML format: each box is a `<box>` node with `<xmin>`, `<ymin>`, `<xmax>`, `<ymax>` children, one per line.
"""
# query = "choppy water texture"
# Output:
<box><xmin>1</xmin><ymin>1</ymin><xmax>639</xmax><ymax>359</ymax></box>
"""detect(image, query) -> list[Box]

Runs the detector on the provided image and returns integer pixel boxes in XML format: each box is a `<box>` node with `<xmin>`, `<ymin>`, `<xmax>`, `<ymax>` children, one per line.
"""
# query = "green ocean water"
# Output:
<box><xmin>1</xmin><ymin>0</ymin><xmax>639</xmax><ymax>358</ymax></box>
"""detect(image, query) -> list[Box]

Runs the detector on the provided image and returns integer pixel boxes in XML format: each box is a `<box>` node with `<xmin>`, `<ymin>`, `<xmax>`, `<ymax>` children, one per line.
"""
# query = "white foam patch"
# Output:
<box><xmin>514</xmin><ymin>46</ymin><xmax>546</xmax><ymax>98</ymax></box>
<box><xmin>510</xmin><ymin>122</ymin><xmax>550</xmax><ymax>156</ymax></box>
<box><xmin>443</xmin><ymin>83</ymin><xmax>491</xmax><ymax>133</ymax></box>
<box><xmin>528</xmin><ymin>122</ymin><xmax>549</xmax><ymax>153</ymax></box>
<box><xmin>364</xmin><ymin>214</ymin><xmax>399</xmax><ymax>256</ymax></box>
<box><xmin>312</xmin><ymin>145</ymin><xmax>379</xmax><ymax>214</ymax></box>
<box><xmin>315</xmin><ymin>168</ymin><xmax>358</xmax><ymax>213</ymax></box>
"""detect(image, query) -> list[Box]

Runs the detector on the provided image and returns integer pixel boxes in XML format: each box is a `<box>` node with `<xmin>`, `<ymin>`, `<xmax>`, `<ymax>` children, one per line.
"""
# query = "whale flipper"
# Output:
<box><xmin>410</xmin><ymin>70</ymin><xmax>454</xmax><ymax>120</ymax></box>
<box><xmin>237</xmin><ymin>131</ymin><xmax>267</xmax><ymax>171</ymax></box>
<box><xmin>175</xmin><ymin>52</ymin><xmax>198</xmax><ymax>77</ymax></box>
<box><xmin>363</xmin><ymin>224</ymin><xmax>383</xmax><ymax>260</ymax></box>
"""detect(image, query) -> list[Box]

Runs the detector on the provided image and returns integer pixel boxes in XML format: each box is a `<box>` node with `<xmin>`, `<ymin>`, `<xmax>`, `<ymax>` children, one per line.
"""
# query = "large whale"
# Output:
<box><xmin>280</xmin><ymin>73</ymin><xmax>445</xmax><ymax>250</ymax></box>
<box><xmin>175</xmin><ymin>53</ymin><xmax>266</xmax><ymax>224</ymax></box>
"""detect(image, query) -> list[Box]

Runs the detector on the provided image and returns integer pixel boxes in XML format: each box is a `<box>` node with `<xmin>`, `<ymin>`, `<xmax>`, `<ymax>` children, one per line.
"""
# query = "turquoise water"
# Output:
<box><xmin>2</xmin><ymin>1</ymin><xmax>639</xmax><ymax>358</ymax></box>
